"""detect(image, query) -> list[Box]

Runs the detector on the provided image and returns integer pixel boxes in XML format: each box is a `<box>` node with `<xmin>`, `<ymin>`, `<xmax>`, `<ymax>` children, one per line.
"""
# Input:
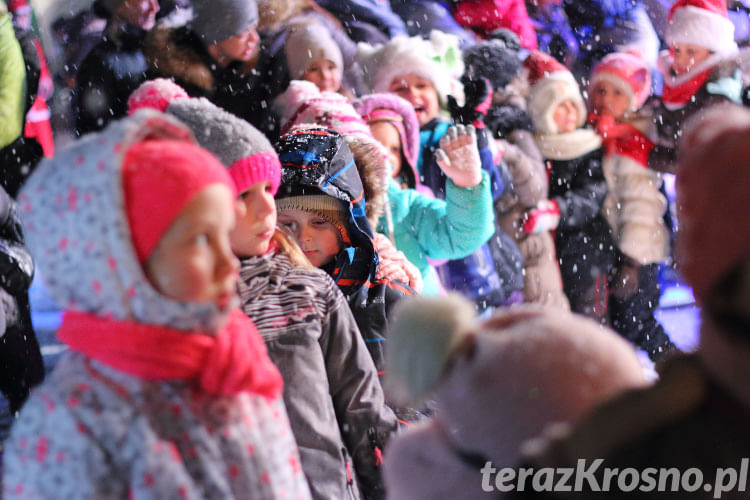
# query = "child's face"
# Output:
<box><xmin>369</xmin><ymin>121</ymin><xmax>402</xmax><ymax>178</ymax></box>
<box><xmin>115</xmin><ymin>0</ymin><xmax>160</xmax><ymax>30</ymax></box>
<box><xmin>389</xmin><ymin>74</ymin><xmax>440</xmax><ymax>127</ymax></box>
<box><xmin>672</xmin><ymin>43</ymin><xmax>712</xmax><ymax>76</ymax></box>
<box><xmin>303</xmin><ymin>59</ymin><xmax>342</xmax><ymax>93</ymax></box>
<box><xmin>144</xmin><ymin>184</ymin><xmax>240</xmax><ymax>310</ymax></box>
<box><xmin>230</xmin><ymin>181</ymin><xmax>277</xmax><ymax>258</ymax></box>
<box><xmin>277</xmin><ymin>209</ymin><xmax>342</xmax><ymax>267</ymax></box>
<box><xmin>590</xmin><ymin>81</ymin><xmax>630</xmax><ymax>120</ymax></box>
<box><xmin>552</xmin><ymin>99</ymin><xmax>579</xmax><ymax>133</ymax></box>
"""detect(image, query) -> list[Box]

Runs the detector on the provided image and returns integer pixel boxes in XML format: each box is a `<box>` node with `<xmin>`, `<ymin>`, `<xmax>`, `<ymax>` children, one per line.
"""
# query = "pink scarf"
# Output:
<box><xmin>57</xmin><ymin>309</ymin><xmax>283</xmax><ymax>399</ymax></box>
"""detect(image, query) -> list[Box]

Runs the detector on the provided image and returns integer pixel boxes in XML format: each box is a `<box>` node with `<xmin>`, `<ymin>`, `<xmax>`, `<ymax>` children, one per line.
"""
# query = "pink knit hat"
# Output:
<box><xmin>275</xmin><ymin>80</ymin><xmax>372</xmax><ymax>137</ymax></box>
<box><xmin>675</xmin><ymin>104</ymin><xmax>750</xmax><ymax>303</ymax></box>
<box><xmin>590</xmin><ymin>50</ymin><xmax>652</xmax><ymax>111</ymax></box>
<box><xmin>353</xmin><ymin>93</ymin><xmax>421</xmax><ymax>176</ymax></box>
<box><xmin>123</xmin><ymin>139</ymin><xmax>236</xmax><ymax>262</ymax></box>
<box><xmin>128</xmin><ymin>79</ymin><xmax>281</xmax><ymax>196</ymax></box>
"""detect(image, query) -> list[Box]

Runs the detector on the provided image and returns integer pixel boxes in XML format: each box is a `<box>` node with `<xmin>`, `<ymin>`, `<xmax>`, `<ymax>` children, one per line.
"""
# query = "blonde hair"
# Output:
<box><xmin>271</xmin><ymin>228</ymin><xmax>315</xmax><ymax>270</ymax></box>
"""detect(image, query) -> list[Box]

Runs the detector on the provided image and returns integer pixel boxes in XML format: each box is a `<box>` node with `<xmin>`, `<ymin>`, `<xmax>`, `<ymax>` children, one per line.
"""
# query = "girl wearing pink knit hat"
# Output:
<box><xmin>128</xmin><ymin>79</ymin><xmax>399</xmax><ymax>500</ymax></box>
<box><xmin>3</xmin><ymin>110</ymin><xmax>311</xmax><ymax>499</ymax></box>
<box><xmin>588</xmin><ymin>50</ymin><xmax>677</xmax><ymax>362</ymax></box>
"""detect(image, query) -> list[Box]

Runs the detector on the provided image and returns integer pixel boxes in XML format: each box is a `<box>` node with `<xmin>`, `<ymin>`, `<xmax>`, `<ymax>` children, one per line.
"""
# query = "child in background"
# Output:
<box><xmin>275</xmin><ymin>80</ymin><xmax>496</xmax><ymax>297</ymax></box>
<box><xmin>3</xmin><ymin>110</ymin><xmax>311</xmax><ymax>499</ymax></box>
<box><xmin>649</xmin><ymin>0</ymin><xmax>743</xmax><ymax>173</ymax></box>
<box><xmin>465</xmin><ymin>36</ymin><xmax>570</xmax><ymax>310</ymax></box>
<box><xmin>127</xmin><ymin>80</ymin><xmax>398</xmax><ymax>500</ymax></box>
<box><xmin>588</xmin><ymin>51</ymin><xmax>678</xmax><ymax>360</ymax></box>
<box><xmin>285</xmin><ymin>22</ymin><xmax>346</xmax><ymax>94</ymax></box>
<box><xmin>523</xmin><ymin>50</ymin><xmax>614</xmax><ymax>325</ymax></box>
<box><xmin>356</xmin><ymin>33</ymin><xmax>524</xmax><ymax>314</ymax></box>
<box><xmin>274</xmin><ymin>127</ymin><xmax>414</xmax><ymax>379</ymax></box>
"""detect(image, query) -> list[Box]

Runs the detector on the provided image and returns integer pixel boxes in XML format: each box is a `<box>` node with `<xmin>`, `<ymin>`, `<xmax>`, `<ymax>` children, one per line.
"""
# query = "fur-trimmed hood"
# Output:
<box><xmin>143</xmin><ymin>24</ymin><xmax>215</xmax><ymax>94</ymax></box>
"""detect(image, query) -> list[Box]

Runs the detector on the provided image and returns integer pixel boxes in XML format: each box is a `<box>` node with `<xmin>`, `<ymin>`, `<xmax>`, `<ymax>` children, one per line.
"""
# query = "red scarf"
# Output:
<box><xmin>589</xmin><ymin>113</ymin><xmax>654</xmax><ymax>167</ymax></box>
<box><xmin>661</xmin><ymin>68</ymin><xmax>712</xmax><ymax>108</ymax></box>
<box><xmin>57</xmin><ymin>309</ymin><xmax>283</xmax><ymax>399</ymax></box>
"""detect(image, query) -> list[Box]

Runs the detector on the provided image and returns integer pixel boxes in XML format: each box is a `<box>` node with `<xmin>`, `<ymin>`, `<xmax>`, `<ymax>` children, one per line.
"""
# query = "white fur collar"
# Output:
<box><xmin>536</xmin><ymin>128</ymin><xmax>602</xmax><ymax>161</ymax></box>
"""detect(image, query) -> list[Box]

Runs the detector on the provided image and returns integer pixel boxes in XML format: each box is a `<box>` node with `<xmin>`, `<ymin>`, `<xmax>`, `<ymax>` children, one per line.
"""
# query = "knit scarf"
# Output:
<box><xmin>536</xmin><ymin>128</ymin><xmax>602</xmax><ymax>161</ymax></box>
<box><xmin>57</xmin><ymin>309</ymin><xmax>283</xmax><ymax>398</ymax></box>
<box><xmin>661</xmin><ymin>68</ymin><xmax>712</xmax><ymax>110</ymax></box>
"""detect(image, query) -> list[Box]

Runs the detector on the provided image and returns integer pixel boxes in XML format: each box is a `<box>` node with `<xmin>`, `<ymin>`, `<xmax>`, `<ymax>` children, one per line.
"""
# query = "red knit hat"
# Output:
<box><xmin>666</xmin><ymin>0</ymin><xmax>736</xmax><ymax>55</ymax></box>
<box><xmin>675</xmin><ymin>105</ymin><xmax>750</xmax><ymax>304</ymax></box>
<box><xmin>523</xmin><ymin>51</ymin><xmax>586</xmax><ymax>134</ymax></box>
<box><xmin>123</xmin><ymin>139</ymin><xmax>236</xmax><ymax>263</ymax></box>
<box><xmin>590</xmin><ymin>50</ymin><xmax>652</xmax><ymax>111</ymax></box>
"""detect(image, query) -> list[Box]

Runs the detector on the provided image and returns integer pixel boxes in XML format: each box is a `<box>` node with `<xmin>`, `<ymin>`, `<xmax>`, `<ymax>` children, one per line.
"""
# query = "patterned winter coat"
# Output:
<box><xmin>238</xmin><ymin>250</ymin><xmax>397</xmax><ymax>500</ymax></box>
<box><xmin>3</xmin><ymin>111</ymin><xmax>311</xmax><ymax>500</ymax></box>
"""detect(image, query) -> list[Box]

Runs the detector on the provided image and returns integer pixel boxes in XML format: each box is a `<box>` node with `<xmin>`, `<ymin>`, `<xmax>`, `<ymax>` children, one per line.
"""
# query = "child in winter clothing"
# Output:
<box><xmin>128</xmin><ymin>80</ymin><xmax>398</xmax><ymax>500</ymax></box>
<box><xmin>649</xmin><ymin>0</ymin><xmax>744</xmax><ymax>173</ymax></box>
<box><xmin>465</xmin><ymin>37</ymin><xmax>570</xmax><ymax>309</ymax></box>
<box><xmin>356</xmin><ymin>33</ymin><xmax>524</xmax><ymax>313</ymax></box>
<box><xmin>275</xmin><ymin>80</ymin><xmax>496</xmax><ymax>296</ymax></box>
<box><xmin>3</xmin><ymin>110</ymin><xmax>311</xmax><ymax>499</ymax></box>
<box><xmin>354</xmin><ymin>93</ymin><xmax>497</xmax><ymax>297</ymax></box>
<box><xmin>588</xmin><ymin>50</ymin><xmax>678</xmax><ymax>360</ymax></box>
<box><xmin>382</xmin><ymin>295</ymin><xmax>647</xmax><ymax>500</ymax></box>
<box><xmin>507</xmin><ymin>103</ymin><xmax>750</xmax><ymax>500</ymax></box>
<box><xmin>285</xmin><ymin>22</ymin><xmax>345</xmax><ymax>94</ymax></box>
<box><xmin>274</xmin><ymin>127</ymin><xmax>414</xmax><ymax>378</ymax></box>
<box><xmin>524</xmin><ymin>50</ymin><xmax>615</xmax><ymax>324</ymax></box>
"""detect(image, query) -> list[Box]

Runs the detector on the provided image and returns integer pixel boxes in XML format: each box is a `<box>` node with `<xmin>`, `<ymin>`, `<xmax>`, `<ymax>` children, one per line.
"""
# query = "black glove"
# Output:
<box><xmin>447</xmin><ymin>76</ymin><xmax>492</xmax><ymax>127</ymax></box>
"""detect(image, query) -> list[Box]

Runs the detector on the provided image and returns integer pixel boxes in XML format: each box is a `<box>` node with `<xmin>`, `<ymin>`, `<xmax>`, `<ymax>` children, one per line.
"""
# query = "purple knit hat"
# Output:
<box><xmin>353</xmin><ymin>93</ymin><xmax>420</xmax><ymax>177</ymax></box>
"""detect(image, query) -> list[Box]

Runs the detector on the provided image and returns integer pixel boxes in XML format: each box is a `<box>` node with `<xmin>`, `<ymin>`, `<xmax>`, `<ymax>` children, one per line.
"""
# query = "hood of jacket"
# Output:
<box><xmin>276</xmin><ymin>127</ymin><xmax>375</xmax><ymax>257</ymax></box>
<box><xmin>19</xmin><ymin>110</ymin><xmax>229</xmax><ymax>333</ymax></box>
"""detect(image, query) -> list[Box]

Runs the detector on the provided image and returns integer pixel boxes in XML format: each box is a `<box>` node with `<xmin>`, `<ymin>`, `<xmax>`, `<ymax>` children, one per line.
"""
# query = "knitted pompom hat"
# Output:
<box><xmin>190</xmin><ymin>0</ymin><xmax>259</xmax><ymax>45</ymax></box>
<box><xmin>275</xmin><ymin>80</ymin><xmax>373</xmax><ymax>137</ymax></box>
<box><xmin>353</xmin><ymin>93</ymin><xmax>421</xmax><ymax>181</ymax></box>
<box><xmin>666</xmin><ymin>0</ymin><xmax>737</xmax><ymax>56</ymax></box>
<box><xmin>285</xmin><ymin>22</ymin><xmax>343</xmax><ymax>79</ymax></box>
<box><xmin>590</xmin><ymin>50</ymin><xmax>652</xmax><ymax>112</ymax></box>
<box><xmin>128</xmin><ymin>79</ymin><xmax>281</xmax><ymax>196</ymax></box>
<box><xmin>676</xmin><ymin>104</ymin><xmax>750</xmax><ymax>304</ymax></box>
<box><xmin>355</xmin><ymin>30</ymin><xmax>464</xmax><ymax>105</ymax></box>
<box><xmin>123</xmin><ymin>140</ymin><xmax>236</xmax><ymax>263</ymax></box>
<box><xmin>127</xmin><ymin>78</ymin><xmax>189</xmax><ymax>114</ymax></box>
<box><xmin>523</xmin><ymin>50</ymin><xmax>587</xmax><ymax>134</ymax></box>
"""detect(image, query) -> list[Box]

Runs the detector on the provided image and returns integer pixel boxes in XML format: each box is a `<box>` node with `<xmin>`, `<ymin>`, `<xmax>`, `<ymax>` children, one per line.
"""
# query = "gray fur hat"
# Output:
<box><xmin>191</xmin><ymin>0</ymin><xmax>259</xmax><ymax>45</ymax></box>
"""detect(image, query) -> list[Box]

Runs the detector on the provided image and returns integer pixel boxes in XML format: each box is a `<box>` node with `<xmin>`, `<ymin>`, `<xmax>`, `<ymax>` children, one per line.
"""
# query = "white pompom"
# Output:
<box><xmin>386</xmin><ymin>293</ymin><xmax>477</xmax><ymax>404</ymax></box>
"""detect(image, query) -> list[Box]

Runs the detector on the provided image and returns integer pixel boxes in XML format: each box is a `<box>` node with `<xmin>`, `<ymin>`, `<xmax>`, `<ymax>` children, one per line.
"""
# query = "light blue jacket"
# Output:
<box><xmin>378</xmin><ymin>172</ymin><xmax>495</xmax><ymax>295</ymax></box>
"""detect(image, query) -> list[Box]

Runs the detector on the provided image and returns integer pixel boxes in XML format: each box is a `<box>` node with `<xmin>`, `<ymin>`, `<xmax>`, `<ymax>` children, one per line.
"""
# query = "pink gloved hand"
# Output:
<box><xmin>373</xmin><ymin>232</ymin><xmax>423</xmax><ymax>294</ymax></box>
<box><xmin>523</xmin><ymin>199</ymin><xmax>561</xmax><ymax>234</ymax></box>
<box><xmin>435</xmin><ymin>124</ymin><xmax>483</xmax><ymax>188</ymax></box>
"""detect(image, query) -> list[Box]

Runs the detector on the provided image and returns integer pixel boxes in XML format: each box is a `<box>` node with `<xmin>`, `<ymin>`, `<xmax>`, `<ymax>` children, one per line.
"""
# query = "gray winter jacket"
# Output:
<box><xmin>238</xmin><ymin>250</ymin><xmax>398</xmax><ymax>500</ymax></box>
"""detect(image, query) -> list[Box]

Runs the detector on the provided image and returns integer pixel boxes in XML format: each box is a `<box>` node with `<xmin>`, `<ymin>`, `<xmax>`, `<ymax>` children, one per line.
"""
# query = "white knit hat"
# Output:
<box><xmin>666</xmin><ymin>0</ymin><xmax>737</xmax><ymax>55</ymax></box>
<box><xmin>355</xmin><ymin>30</ymin><xmax>464</xmax><ymax>105</ymax></box>
<box><xmin>523</xmin><ymin>50</ymin><xmax>586</xmax><ymax>135</ymax></box>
